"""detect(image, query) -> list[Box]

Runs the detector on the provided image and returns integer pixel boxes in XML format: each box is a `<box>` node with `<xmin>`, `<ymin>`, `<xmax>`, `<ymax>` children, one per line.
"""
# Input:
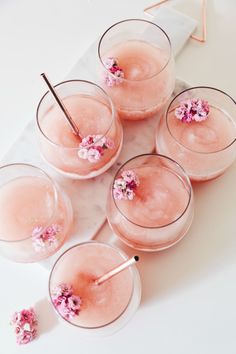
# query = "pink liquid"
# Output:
<box><xmin>0</xmin><ymin>177</ymin><xmax>55</xmax><ymax>240</ymax></box>
<box><xmin>50</xmin><ymin>243</ymin><xmax>133</xmax><ymax>328</ymax></box>
<box><xmin>0</xmin><ymin>176</ymin><xmax>72</xmax><ymax>262</ymax></box>
<box><xmin>39</xmin><ymin>95</ymin><xmax>122</xmax><ymax>178</ymax></box>
<box><xmin>107</xmin><ymin>165</ymin><xmax>193</xmax><ymax>251</ymax></box>
<box><xmin>102</xmin><ymin>40</ymin><xmax>174</xmax><ymax>120</ymax></box>
<box><xmin>156</xmin><ymin>106</ymin><xmax>236</xmax><ymax>181</ymax></box>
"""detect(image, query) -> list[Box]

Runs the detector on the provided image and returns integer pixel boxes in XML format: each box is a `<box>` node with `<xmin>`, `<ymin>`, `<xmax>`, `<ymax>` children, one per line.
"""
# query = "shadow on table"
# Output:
<box><xmin>114</xmin><ymin>163</ymin><xmax>236</xmax><ymax>306</ymax></box>
<box><xmin>35</xmin><ymin>297</ymin><xmax>59</xmax><ymax>335</ymax></box>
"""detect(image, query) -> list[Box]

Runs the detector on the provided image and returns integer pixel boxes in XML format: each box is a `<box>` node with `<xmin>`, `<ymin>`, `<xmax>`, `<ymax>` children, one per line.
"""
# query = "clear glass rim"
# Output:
<box><xmin>0</xmin><ymin>163</ymin><xmax>58</xmax><ymax>242</ymax></box>
<box><xmin>112</xmin><ymin>153</ymin><xmax>192</xmax><ymax>229</ymax></box>
<box><xmin>166</xmin><ymin>86</ymin><xmax>236</xmax><ymax>154</ymax></box>
<box><xmin>98</xmin><ymin>18</ymin><xmax>172</xmax><ymax>82</ymax></box>
<box><xmin>36</xmin><ymin>79</ymin><xmax>116</xmax><ymax>149</ymax></box>
<box><xmin>48</xmin><ymin>240</ymin><xmax>135</xmax><ymax>329</ymax></box>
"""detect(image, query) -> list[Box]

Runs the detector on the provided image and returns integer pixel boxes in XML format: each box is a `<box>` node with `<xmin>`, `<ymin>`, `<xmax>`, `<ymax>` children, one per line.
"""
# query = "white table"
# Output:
<box><xmin>1</xmin><ymin>1</ymin><xmax>236</xmax><ymax>353</ymax></box>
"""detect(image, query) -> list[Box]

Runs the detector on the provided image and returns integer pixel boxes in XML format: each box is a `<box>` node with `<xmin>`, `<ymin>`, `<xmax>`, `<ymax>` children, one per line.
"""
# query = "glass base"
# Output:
<box><xmin>107</xmin><ymin>211</ymin><xmax>194</xmax><ymax>252</ymax></box>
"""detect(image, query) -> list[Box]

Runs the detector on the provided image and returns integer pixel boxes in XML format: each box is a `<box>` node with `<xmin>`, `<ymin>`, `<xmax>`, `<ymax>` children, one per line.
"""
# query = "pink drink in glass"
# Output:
<box><xmin>49</xmin><ymin>242</ymin><xmax>141</xmax><ymax>334</ymax></box>
<box><xmin>37</xmin><ymin>80</ymin><xmax>123</xmax><ymax>179</ymax></box>
<box><xmin>0</xmin><ymin>164</ymin><xmax>73</xmax><ymax>262</ymax></box>
<box><xmin>107</xmin><ymin>154</ymin><xmax>193</xmax><ymax>251</ymax></box>
<box><xmin>156</xmin><ymin>87</ymin><xmax>236</xmax><ymax>181</ymax></box>
<box><xmin>98</xmin><ymin>19</ymin><xmax>175</xmax><ymax>121</ymax></box>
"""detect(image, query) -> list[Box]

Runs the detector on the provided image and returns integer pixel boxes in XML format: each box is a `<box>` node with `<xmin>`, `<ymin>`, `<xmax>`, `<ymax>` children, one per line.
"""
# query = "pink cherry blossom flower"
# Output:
<box><xmin>80</xmin><ymin>135</ymin><xmax>94</xmax><ymax>147</ymax></box>
<box><xmin>126</xmin><ymin>188</ymin><xmax>135</xmax><ymax>200</ymax></box>
<box><xmin>87</xmin><ymin>147</ymin><xmax>102</xmax><ymax>163</ymax></box>
<box><xmin>53</xmin><ymin>283</ymin><xmax>73</xmax><ymax>298</ymax></box>
<box><xmin>113</xmin><ymin>169</ymin><xmax>140</xmax><ymax>201</ymax></box>
<box><xmin>103</xmin><ymin>57</ymin><xmax>124</xmax><ymax>87</ymax></box>
<box><xmin>52</xmin><ymin>284</ymin><xmax>81</xmax><ymax>320</ymax></box>
<box><xmin>104</xmin><ymin>57</ymin><xmax>117</xmax><ymax>69</ymax></box>
<box><xmin>32</xmin><ymin>224</ymin><xmax>60</xmax><ymax>251</ymax></box>
<box><xmin>113</xmin><ymin>188</ymin><xmax>124</xmax><ymax>200</ymax></box>
<box><xmin>11</xmin><ymin>308</ymin><xmax>38</xmax><ymax>345</ymax></box>
<box><xmin>175</xmin><ymin>98</ymin><xmax>210</xmax><ymax>123</ymax></box>
<box><xmin>16</xmin><ymin>329</ymin><xmax>37</xmax><ymax>345</ymax></box>
<box><xmin>121</xmin><ymin>170</ymin><xmax>139</xmax><ymax>184</ymax></box>
<box><xmin>114</xmin><ymin>178</ymin><xmax>127</xmax><ymax>190</ymax></box>
<box><xmin>78</xmin><ymin>148</ymin><xmax>88</xmax><ymax>160</ymax></box>
<box><xmin>104</xmin><ymin>75</ymin><xmax>116</xmax><ymax>87</ymax></box>
<box><xmin>78</xmin><ymin>134</ymin><xmax>114</xmax><ymax>163</ymax></box>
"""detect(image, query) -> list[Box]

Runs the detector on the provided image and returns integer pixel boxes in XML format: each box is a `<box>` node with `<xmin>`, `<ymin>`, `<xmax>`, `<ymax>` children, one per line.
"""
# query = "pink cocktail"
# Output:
<box><xmin>98</xmin><ymin>19</ymin><xmax>175</xmax><ymax>120</ymax></box>
<box><xmin>37</xmin><ymin>80</ymin><xmax>123</xmax><ymax>179</ymax></box>
<box><xmin>49</xmin><ymin>241</ymin><xmax>141</xmax><ymax>335</ymax></box>
<box><xmin>0</xmin><ymin>164</ymin><xmax>73</xmax><ymax>262</ymax></box>
<box><xmin>156</xmin><ymin>87</ymin><xmax>236</xmax><ymax>181</ymax></box>
<box><xmin>107</xmin><ymin>154</ymin><xmax>194</xmax><ymax>251</ymax></box>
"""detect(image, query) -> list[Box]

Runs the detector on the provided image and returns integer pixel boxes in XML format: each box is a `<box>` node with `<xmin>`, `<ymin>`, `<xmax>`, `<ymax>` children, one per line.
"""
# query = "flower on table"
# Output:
<box><xmin>11</xmin><ymin>308</ymin><xmax>38</xmax><ymax>345</ymax></box>
<box><xmin>32</xmin><ymin>224</ymin><xmax>60</xmax><ymax>251</ymax></box>
<box><xmin>52</xmin><ymin>284</ymin><xmax>81</xmax><ymax>320</ymax></box>
<box><xmin>175</xmin><ymin>98</ymin><xmax>210</xmax><ymax>123</ymax></box>
<box><xmin>78</xmin><ymin>134</ymin><xmax>114</xmax><ymax>163</ymax></box>
<box><xmin>113</xmin><ymin>170</ymin><xmax>140</xmax><ymax>201</ymax></box>
<box><xmin>103</xmin><ymin>57</ymin><xmax>124</xmax><ymax>87</ymax></box>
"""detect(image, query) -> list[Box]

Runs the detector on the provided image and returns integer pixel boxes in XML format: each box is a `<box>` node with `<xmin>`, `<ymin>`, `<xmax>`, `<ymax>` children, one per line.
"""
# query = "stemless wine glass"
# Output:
<box><xmin>156</xmin><ymin>86</ymin><xmax>236</xmax><ymax>181</ymax></box>
<box><xmin>0</xmin><ymin>163</ymin><xmax>73</xmax><ymax>262</ymax></box>
<box><xmin>98</xmin><ymin>19</ymin><xmax>175</xmax><ymax>120</ymax></box>
<box><xmin>36</xmin><ymin>80</ymin><xmax>123</xmax><ymax>179</ymax></box>
<box><xmin>49</xmin><ymin>241</ymin><xmax>141</xmax><ymax>336</ymax></box>
<box><xmin>107</xmin><ymin>154</ymin><xmax>194</xmax><ymax>251</ymax></box>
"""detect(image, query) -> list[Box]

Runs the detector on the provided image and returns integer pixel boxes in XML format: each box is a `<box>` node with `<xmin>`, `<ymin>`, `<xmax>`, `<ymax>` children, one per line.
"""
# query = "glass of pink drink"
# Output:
<box><xmin>156</xmin><ymin>87</ymin><xmax>236</xmax><ymax>181</ymax></box>
<box><xmin>0</xmin><ymin>164</ymin><xmax>73</xmax><ymax>262</ymax></box>
<box><xmin>98</xmin><ymin>19</ymin><xmax>175</xmax><ymax>121</ymax></box>
<box><xmin>49</xmin><ymin>241</ymin><xmax>141</xmax><ymax>336</ymax></box>
<box><xmin>107</xmin><ymin>154</ymin><xmax>194</xmax><ymax>251</ymax></box>
<box><xmin>37</xmin><ymin>80</ymin><xmax>123</xmax><ymax>179</ymax></box>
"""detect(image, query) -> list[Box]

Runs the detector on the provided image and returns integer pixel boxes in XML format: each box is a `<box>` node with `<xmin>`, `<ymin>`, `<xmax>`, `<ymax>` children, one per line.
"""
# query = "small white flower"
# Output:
<box><xmin>114</xmin><ymin>178</ymin><xmax>127</xmax><ymax>190</ymax></box>
<box><xmin>126</xmin><ymin>188</ymin><xmax>135</xmax><ymax>200</ymax></box>
<box><xmin>104</xmin><ymin>73</ymin><xmax>117</xmax><ymax>87</ymax></box>
<box><xmin>87</xmin><ymin>148</ymin><xmax>101</xmax><ymax>163</ymax></box>
<box><xmin>78</xmin><ymin>148</ymin><xmax>88</xmax><ymax>160</ymax></box>
<box><xmin>104</xmin><ymin>57</ymin><xmax>117</xmax><ymax>69</ymax></box>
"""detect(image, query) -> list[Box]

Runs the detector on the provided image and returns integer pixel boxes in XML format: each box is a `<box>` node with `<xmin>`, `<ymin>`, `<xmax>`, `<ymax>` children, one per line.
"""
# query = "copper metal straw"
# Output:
<box><xmin>41</xmin><ymin>73</ymin><xmax>81</xmax><ymax>138</ymax></box>
<box><xmin>95</xmin><ymin>255</ymin><xmax>139</xmax><ymax>286</ymax></box>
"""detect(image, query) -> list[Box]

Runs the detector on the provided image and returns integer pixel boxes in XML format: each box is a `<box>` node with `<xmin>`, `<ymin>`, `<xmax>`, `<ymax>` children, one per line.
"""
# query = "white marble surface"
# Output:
<box><xmin>1</xmin><ymin>1</ymin><xmax>236</xmax><ymax>354</ymax></box>
<box><xmin>144</xmin><ymin>6</ymin><xmax>197</xmax><ymax>55</ymax></box>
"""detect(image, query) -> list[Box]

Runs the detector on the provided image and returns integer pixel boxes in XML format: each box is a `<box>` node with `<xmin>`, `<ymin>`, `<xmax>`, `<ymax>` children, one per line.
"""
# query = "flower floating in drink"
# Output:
<box><xmin>0</xmin><ymin>164</ymin><xmax>73</xmax><ymax>262</ymax></box>
<box><xmin>78</xmin><ymin>134</ymin><xmax>114</xmax><ymax>163</ymax></box>
<box><xmin>98</xmin><ymin>19</ymin><xmax>175</xmax><ymax>120</ymax></box>
<box><xmin>52</xmin><ymin>284</ymin><xmax>81</xmax><ymax>320</ymax></box>
<box><xmin>49</xmin><ymin>242</ymin><xmax>141</xmax><ymax>334</ymax></box>
<box><xmin>113</xmin><ymin>170</ymin><xmax>140</xmax><ymax>200</ymax></box>
<box><xmin>175</xmin><ymin>98</ymin><xmax>209</xmax><ymax>123</ymax></box>
<box><xmin>156</xmin><ymin>87</ymin><xmax>236</xmax><ymax>181</ymax></box>
<box><xmin>103</xmin><ymin>57</ymin><xmax>124</xmax><ymax>87</ymax></box>
<box><xmin>107</xmin><ymin>154</ymin><xmax>194</xmax><ymax>251</ymax></box>
<box><xmin>31</xmin><ymin>224</ymin><xmax>61</xmax><ymax>252</ymax></box>
<box><xmin>37</xmin><ymin>75</ymin><xmax>123</xmax><ymax>179</ymax></box>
